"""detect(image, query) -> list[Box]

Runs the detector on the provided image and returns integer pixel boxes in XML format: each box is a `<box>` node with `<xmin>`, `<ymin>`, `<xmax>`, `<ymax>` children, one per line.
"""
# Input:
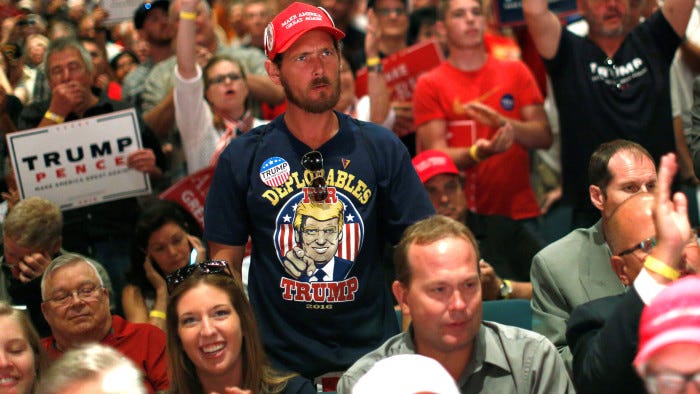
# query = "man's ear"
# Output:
<box><xmin>590</xmin><ymin>185</ymin><xmax>605</xmax><ymax>212</ymax></box>
<box><xmin>392</xmin><ymin>280</ymin><xmax>409</xmax><ymax>315</ymax></box>
<box><xmin>436</xmin><ymin>20</ymin><xmax>447</xmax><ymax>39</ymax></box>
<box><xmin>265</xmin><ymin>59</ymin><xmax>281</xmax><ymax>85</ymax></box>
<box><xmin>610</xmin><ymin>256</ymin><xmax>632</xmax><ymax>286</ymax></box>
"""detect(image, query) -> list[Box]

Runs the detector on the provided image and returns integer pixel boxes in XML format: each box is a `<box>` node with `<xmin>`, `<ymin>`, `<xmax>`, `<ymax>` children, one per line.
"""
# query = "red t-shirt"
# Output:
<box><xmin>413</xmin><ymin>57</ymin><xmax>543</xmax><ymax>219</ymax></box>
<box><xmin>42</xmin><ymin>315</ymin><xmax>169</xmax><ymax>393</ymax></box>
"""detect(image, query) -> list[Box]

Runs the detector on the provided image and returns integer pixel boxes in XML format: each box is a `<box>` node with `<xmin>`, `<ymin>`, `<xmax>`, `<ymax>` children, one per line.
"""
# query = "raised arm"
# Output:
<box><xmin>661</xmin><ymin>0</ymin><xmax>694</xmax><ymax>38</ymax></box>
<box><xmin>176</xmin><ymin>0</ymin><xmax>198</xmax><ymax>79</ymax></box>
<box><xmin>522</xmin><ymin>0</ymin><xmax>563</xmax><ymax>60</ymax></box>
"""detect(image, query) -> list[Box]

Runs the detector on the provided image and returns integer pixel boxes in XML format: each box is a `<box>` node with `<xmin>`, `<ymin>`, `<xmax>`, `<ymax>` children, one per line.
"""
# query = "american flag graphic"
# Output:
<box><xmin>274</xmin><ymin>190</ymin><xmax>364</xmax><ymax>263</ymax></box>
<box><xmin>259</xmin><ymin>156</ymin><xmax>290</xmax><ymax>187</ymax></box>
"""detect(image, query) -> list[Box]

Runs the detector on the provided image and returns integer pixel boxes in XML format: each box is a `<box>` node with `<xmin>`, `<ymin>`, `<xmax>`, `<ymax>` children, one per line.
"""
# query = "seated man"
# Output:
<box><xmin>412</xmin><ymin>149</ymin><xmax>536</xmax><ymax>299</ymax></box>
<box><xmin>337</xmin><ymin>215</ymin><xmax>573</xmax><ymax>393</ymax></box>
<box><xmin>0</xmin><ymin>196</ymin><xmax>113</xmax><ymax>336</ymax></box>
<box><xmin>566</xmin><ymin>153</ymin><xmax>700</xmax><ymax>394</ymax></box>
<box><xmin>531</xmin><ymin>139</ymin><xmax>657</xmax><ymax>370</ymax></box>
<box><xmin>40</xmin><ymin>254</ymin><xmax>168</xmax><ymax>393</ymax></box>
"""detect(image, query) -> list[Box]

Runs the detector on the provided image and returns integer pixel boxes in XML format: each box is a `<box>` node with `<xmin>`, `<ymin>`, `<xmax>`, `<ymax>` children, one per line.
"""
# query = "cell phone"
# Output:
<box><xmin>189</xmin><ymin>248</ymin><xmax>198</xmax><ymax>266</ymax></box>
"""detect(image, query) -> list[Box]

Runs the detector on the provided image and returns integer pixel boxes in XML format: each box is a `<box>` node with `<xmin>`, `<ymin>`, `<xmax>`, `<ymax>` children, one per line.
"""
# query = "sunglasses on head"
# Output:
<box><xmin>301</xmin><ymin>151</ymin><xmax>327</xmax><ymax>202</ymax></box>
<box><xmin>165</xmin><ymin>260</ymin><xmax>233</xmax><ymax>290</ymax></box>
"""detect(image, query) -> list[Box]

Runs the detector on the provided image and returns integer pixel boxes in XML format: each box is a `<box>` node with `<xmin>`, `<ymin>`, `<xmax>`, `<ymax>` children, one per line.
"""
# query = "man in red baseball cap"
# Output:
<box><xmin>204</xmin><ymin>1</ymin><xmax>435</xmax><ymax>388</ymax></box>
<box><xmin>411</xmin><ymin>149</ymin><xmax>537</xmax><ymax>300</ymax></box>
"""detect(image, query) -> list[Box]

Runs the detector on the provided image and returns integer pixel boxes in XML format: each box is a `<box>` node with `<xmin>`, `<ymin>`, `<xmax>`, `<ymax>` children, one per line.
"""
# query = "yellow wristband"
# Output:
<box><xmin>644</xmin><ymin>255</ymin><xmax>681</xmax><ymax>281</ymax></box>
<box><xmin>469</xmin><ymin>144</ymin><xmax>481</xmax><ymax>163</ymax></box>
<box><xmin>44</xmin><ymin>111</ymin><xmax>64</xmax><ymax>123</ymax></box>
<box><xmin>149</xmin><ymin>310</ymin><xmax>166</xmax><ymax>320</ymax></box>
<box><xmin>179</xmin><ymin>11</ymin><xmax>197</xmax><ymax>20</ymax></box>
<box><xmin>366</xmin><ymin>56</ymin><xmax>381</xmax><ymax>67</ymax></box>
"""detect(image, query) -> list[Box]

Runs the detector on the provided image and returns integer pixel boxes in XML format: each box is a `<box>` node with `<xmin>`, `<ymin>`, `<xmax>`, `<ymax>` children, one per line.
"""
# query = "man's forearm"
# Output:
<box><xmin>143</xmin><ymin>90</ymin><xmax>175</xmax><ymax>139</ymax></box>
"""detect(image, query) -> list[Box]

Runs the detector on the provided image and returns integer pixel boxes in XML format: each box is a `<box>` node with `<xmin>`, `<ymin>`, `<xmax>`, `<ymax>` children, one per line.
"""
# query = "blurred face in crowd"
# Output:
<box><xmin>46</xmin><ymin>47</ymin><xmax>93</xmax><ymax>93</ymax></box>
<box><xmin>638</xmin><ymin>343</ymin><xmax>700</xmax><ymax>394</ymax></box>
<box><xmin>41</xmin><ymin>261</ymin><xmax>111</xmax><ymax>345</ymax></box>
<box><xmin>0</xmin><ymin>315</ymin><xmax>36</xmax><ymax>394</ymax></box>
<box><xmin>176</xmin><ymin>283</ymin><xmax>243</xmax><ymax>381</ymax></box>
<box><xmin>424</xmin><ymin>174</ymin><xmax>467</xmax><ymax>222</ymax></box>
<box><xmin>272</xmin><ymin>30</ymin><xmax>341</xmax><ymax>113</ymax></box>
<box><xmin>140</xmin><ymin>7</ymin><xmax>175</xmax><ymax>45</ymax></box>
<box><xmin>244</xmin><ymin>2</ymin><xmax>273</xmax><ymax>43</ymax></box>
<box><xmin>320</xmin><ymin>0</ymin><xmax>355</xmax><ymax>25</ymax></box>
<box><xmin>591</xmin><ymin>149</ymin><xmax>657</xmax><ymax>220</ymax></box>
<box><xmin>113</xmin><ymin>53</ymin><xmax>137</xmax><ymax>82</ymax></box>
<box><xmin>439</xmin><ymin>0</ymin><xmax>485</xmax><ymax>50</ymax></box>
<box><xmin>81</xmin><ymin>40</ymin><xmax>108</xmax><ymax>77</ymax></box>
<box><xmin>205</xmin><ymin>59</ymin><xmax>249</xmax><ymax>118</ymax></box>
<box><xmin>393</xmin><ymin>236</ymin><xmax>482</xmax><ymax>359</ymax></box>
<box><xmin>374</xmin><ymin>0</ymin><xmax>409</xmax><ymax>40</ymax></box>
<box><xmin>579</xmin><ymin>0</ymin><xmax>633</xmax><ymax>38</ymax></box>
<box><xmin>147</xmin><ymin>221</ymin><xmax>192</xmax><ymax>275</ymax></box>
<box><xmin>25</xmin><ymin>35</ymin><xmax>48</xmax><ymax>67</ymax></box>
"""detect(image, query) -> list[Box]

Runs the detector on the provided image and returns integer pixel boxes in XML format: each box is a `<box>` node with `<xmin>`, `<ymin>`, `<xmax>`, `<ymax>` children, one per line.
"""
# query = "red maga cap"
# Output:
<box><xmin>411</xmin><ymin>150</ymin><xmax>460</xmax><ymax>184</ymax></box>
<box><xmin>264</xmin><ymin>2</ymin><xmax>345</xmax><ymax>60</ymax></box>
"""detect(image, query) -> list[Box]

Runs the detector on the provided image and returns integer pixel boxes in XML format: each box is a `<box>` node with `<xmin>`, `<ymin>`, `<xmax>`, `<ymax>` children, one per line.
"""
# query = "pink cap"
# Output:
<box><xmin>412</xmin><ymin>150</ymin><xmax>460</xmax><ymax>184</ymax></box>
<box><xmin>263</xmin><ymin>2</ymin><xmax>345</xmax><ymax>60</ymax></box>
<box><xmin>634</xmin><ymin>275</ymin><xmax>700</xmax><ymax>366</ymax></box>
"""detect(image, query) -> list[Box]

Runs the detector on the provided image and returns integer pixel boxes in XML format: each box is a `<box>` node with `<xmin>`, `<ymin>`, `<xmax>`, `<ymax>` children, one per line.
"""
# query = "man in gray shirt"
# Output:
<box><xmin>338</xmin><ymin>215</ymin><xmax>573</xmax><ymax>394</ymax></box>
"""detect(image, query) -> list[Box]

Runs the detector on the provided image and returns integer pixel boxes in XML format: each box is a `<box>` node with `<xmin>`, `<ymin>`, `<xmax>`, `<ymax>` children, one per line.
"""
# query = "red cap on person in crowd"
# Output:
<box><xmin>411</xmin><ymin>150</ymin><xmax>460</xmax><ymax>184</ymax></box>
<box><xmin>263</xmin><ymin>2</ymin><xmax>345</xmax><ymax>60</ymax></box>
<box><xmin>634</xmin><ymin>275</ymin><xmax>700</xmax><ymax>367</ymax></box>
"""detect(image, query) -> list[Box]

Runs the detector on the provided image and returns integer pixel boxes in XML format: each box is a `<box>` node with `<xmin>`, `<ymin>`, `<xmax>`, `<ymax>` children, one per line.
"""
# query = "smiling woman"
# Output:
<box><xmin>0</xmin><ymin>302</ymin><xmax>48</xmax><ymax>394</ymax></box>
<box><xmin>166</xmin><ymin>267</ymin><xmax>316</xmax><ymax>394</ymax></box>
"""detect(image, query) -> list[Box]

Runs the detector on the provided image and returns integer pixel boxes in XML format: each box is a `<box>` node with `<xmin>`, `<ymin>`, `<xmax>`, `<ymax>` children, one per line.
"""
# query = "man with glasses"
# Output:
<box><xmin>531</xmin><ymin>139</ymin><xmax>657</xmax><ymax>371</ymax></box>
<box><xmin>566</xmin><ymin>153</ymin><xmax>700</xmax><ymax>394</ymax></box>
<box><xmin>17</xmin><ymin>37</ymin><xmax>165</xmax><ymax>314</ymax></box>
<box><xmin>40</xmin><ymin>254</ymin><xmax>169</xmax><ymax>393</ymax></box>
<box><xmin>204</xmin><ymin>1</ymin><xmax>434</xmax><ymax>386</ymax></box>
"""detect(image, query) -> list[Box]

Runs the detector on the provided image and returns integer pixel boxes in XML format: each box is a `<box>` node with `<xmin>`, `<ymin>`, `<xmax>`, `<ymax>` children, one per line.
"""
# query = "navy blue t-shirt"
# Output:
<box><xmin>204</xmin><ymin>111</ymin><xmax>434</xmax><ymax>378</ymax></box>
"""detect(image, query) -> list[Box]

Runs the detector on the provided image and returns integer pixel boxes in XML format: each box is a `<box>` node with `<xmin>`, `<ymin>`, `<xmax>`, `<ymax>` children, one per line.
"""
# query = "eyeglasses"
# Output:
<box><xmin>17</xmin><ymin>19</ymin><xmax>37</xmax><ymax>27</ymax></box>
<box><xmin>643</xmin><ymin>371</ymin><xmax>700</xmax><ymax>394</ymax></box>
<box><xmin>208</xmin><ymin>72</ymin><xmax>242</xmax><ymax>85</ymax></box>
<box><xmin>45</xmin><ymin>284</ymin><xmax>103</xmax><ymax>306</ymax></box>
<box><xmin>617</xmin><ymin>236</ymin><xmax>657</xmax><ymax>257</ymax></box>
<box><xmin>165</xmin><ymin>260</ymin><xmax>233</xmax><ymax>290</ymax></box>
<box><xmin>376</xmin><ymin>7</ymin><xmax>407</xmax><ymax>16</ymax></box>
<box><xmin>301</xmin><ymin>151</ymin><xmax>327</xmax><ymax>202</ymax></box>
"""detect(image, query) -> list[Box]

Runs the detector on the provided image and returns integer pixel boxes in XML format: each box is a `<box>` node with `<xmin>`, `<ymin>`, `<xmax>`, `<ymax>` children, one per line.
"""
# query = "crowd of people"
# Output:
<box><xmin>1</xmin><ymin>0</ymin><xmax>700</xmax><ymax>392</ymax></box>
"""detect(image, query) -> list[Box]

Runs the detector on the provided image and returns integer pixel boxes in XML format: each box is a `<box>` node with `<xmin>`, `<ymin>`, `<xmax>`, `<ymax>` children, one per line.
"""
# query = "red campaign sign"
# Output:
<box><xmin>159</xmin><ymin>166</ymin><xmax>215</xmax><ymax>230</ymax></box>
<box><xmin>355</xmin><ymin>39</ymin><xmax>445</xmax><ymax>101</ymax></box>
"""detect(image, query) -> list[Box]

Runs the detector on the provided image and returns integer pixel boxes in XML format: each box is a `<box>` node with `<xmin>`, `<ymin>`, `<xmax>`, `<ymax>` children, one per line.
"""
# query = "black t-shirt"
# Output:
<box><xmin>546</xmin><ymin>11</ymin><xmax>680</xmax><ymax>210</ymax></box>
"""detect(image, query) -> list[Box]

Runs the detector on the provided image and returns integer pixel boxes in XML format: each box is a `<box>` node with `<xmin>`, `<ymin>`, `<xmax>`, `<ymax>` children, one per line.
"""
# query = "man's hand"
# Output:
<box><xmin>652</xmin><ymin>153</ymin><xmax>692</xmax><ymax>269</ymax></box>
<box><xmin>16</xmin><ymin>252</ymin><xmax>52</xmax><ymax>283</ymax></box>
<box><xmin>127</xmin><ymin>149</ymin><xmax>161</xmax><ymax>176</ymax></box>
<box><xmin>464</xmin><ymin>102</ymin><xmax>506</xmax><ymax>129</ymax></box>
<box><xmin>473</xmin><ymin>122</ymin><xmax>514</xmax><ymax>159</ymax></box>
<box><xmin>283</xmin><ymin>246</ymin><xmax>316</xmax><ymax>279</ymax></box>
<box><xmin>195</xmin><ymin>46</ymin><xmax>213</xmax><ymax>68</ymax></box>
<box><xmin>144</xmin><ymin>256</ymin><xmax>167</xmax><ymax>293</ymax></box>
<box><xmin>49</xmin><ymin>81</ymin><xmax>90</xmax><ymax>116</ymax></box>
<box><xmin>479</xmin><ymin>260</ymin><xmax>501</xmax><ymax>300</ymax></box>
